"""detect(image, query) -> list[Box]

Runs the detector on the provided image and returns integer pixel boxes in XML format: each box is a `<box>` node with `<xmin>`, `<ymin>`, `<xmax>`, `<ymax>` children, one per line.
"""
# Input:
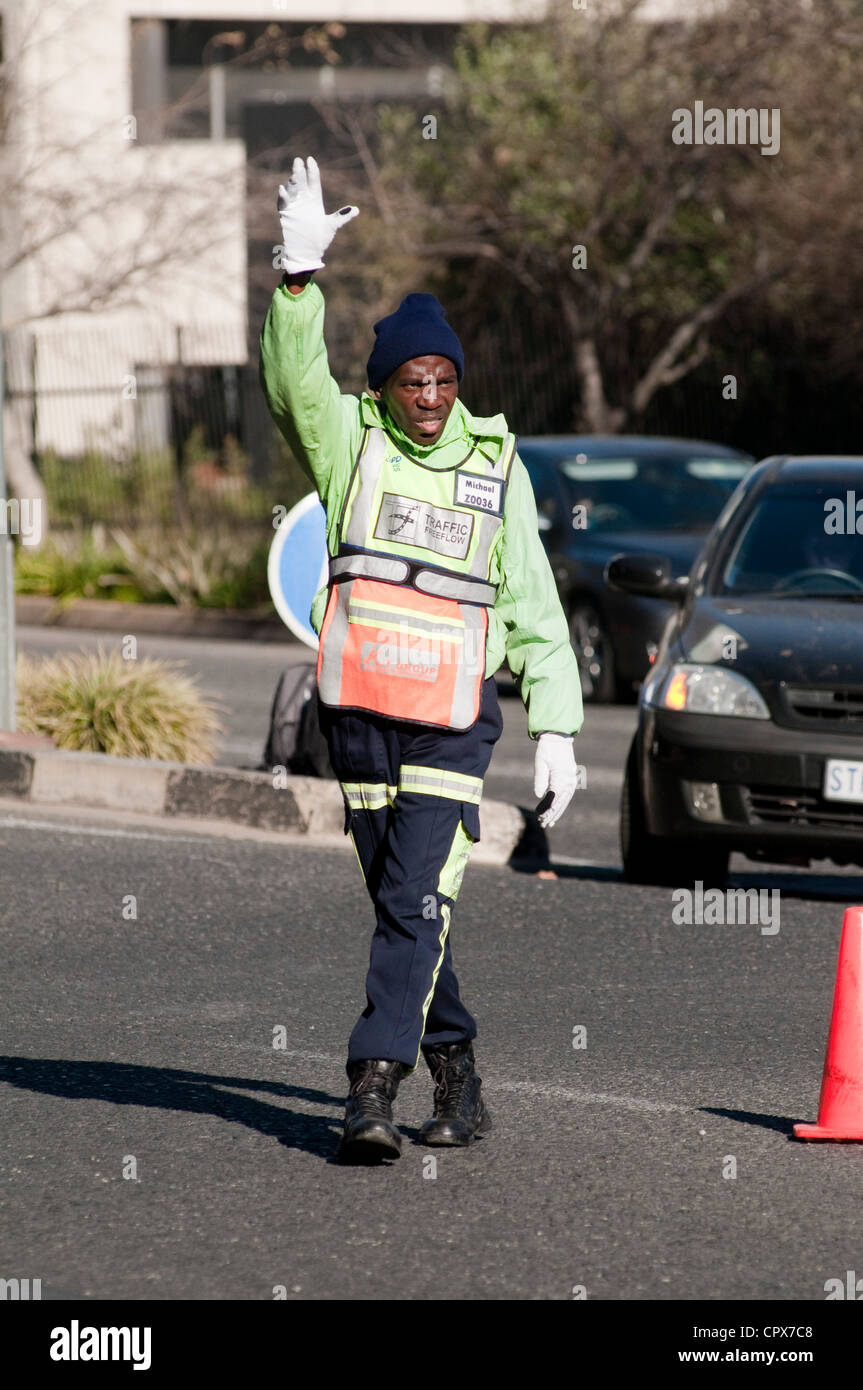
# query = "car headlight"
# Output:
<box><xmin>654</xmin><ymin>663</ymin><xmax>770</xmax><ymax>718</ymax></box>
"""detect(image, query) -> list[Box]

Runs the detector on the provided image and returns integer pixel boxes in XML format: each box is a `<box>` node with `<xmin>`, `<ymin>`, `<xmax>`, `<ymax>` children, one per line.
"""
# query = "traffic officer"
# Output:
<box><xmin>260</xmin><ymin>157</ymin><xmax>583</xmax><ymax>1163</ymax></box>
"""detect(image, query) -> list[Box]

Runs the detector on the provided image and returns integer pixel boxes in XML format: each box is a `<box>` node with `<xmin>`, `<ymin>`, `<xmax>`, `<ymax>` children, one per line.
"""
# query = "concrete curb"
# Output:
<box><xmin>0</xmin><ymin>743</ymin><xmax>534</xmax><ymax>866</ymax></box>
<box><xmin>15</xmin><ymin>595</ymin><xmax>296</xmax><ymax>643</ymax></box>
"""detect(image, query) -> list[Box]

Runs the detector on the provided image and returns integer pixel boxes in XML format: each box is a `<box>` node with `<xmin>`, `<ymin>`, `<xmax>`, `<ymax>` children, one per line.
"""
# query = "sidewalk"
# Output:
<box><xmin>9</xmin><ymin>598</ymin><xmax>531</xmax><ymax>862</ymax></box>
<box><xmin>15</xmin><ymin>595</ymin><xmax>294</xmax><ymax>643</ymax></box>
<box><xmin>0</xmin><ymin>736</ymin><xmax>537</xmax><ymax>866</ymax></box>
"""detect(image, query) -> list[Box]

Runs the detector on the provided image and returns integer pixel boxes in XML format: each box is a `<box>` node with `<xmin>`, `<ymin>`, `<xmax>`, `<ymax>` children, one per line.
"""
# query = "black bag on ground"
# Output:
<box><xmin>263</xmin><ymin>662</ymin><xmax>334</xmax><ymax>777</ymax></box>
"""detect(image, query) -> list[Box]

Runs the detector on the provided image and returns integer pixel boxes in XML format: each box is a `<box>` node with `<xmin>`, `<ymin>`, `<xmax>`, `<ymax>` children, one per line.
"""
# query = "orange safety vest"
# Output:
<box><xmin>317</xmin><ymin>424</ymin><xmax>517</xmax><ymax>730</ymax></box>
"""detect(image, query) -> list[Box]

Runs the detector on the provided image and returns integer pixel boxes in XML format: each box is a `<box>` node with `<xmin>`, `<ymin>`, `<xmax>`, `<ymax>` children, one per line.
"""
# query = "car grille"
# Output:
<box><xmin>744</xmin><ymin>785</ymin><xmax>863</xmax><ymax>831</ymax></box>
<box><xmin>784</xmin><ymin>684</ymin><xmax>863</xmax><ymax>728</ymax></box>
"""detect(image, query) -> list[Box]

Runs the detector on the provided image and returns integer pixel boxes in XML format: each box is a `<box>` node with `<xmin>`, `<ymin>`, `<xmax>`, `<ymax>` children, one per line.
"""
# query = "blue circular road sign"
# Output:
<box><xmin>267</xmin><ymin>493</ymin><xmax>328</xmax><ymax>650</ymax></box>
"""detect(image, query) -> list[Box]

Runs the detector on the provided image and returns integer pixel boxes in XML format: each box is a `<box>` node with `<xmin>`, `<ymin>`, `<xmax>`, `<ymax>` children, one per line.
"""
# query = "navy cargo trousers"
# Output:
<box><xmin>318</xmin><ymin>676</ymin><xmax>503</xmax><ymax>1071</ymax></box>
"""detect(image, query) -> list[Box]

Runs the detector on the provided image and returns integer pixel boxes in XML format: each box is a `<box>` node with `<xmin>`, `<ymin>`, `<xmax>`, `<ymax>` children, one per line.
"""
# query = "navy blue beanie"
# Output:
<box><xmin>366</xmin><ymin>293</ymin><xmax>464</xmax><ymax>390</ymax></box>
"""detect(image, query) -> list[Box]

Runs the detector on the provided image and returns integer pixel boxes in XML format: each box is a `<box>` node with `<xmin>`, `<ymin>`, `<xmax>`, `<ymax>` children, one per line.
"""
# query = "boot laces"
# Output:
<box><xmin>431</xmin><ymin>1057</ymin><xmax>471</xmax><ymax>1111</ymax></box>
<box><xmin>349</xmin><ymin>1064</ymin><xmax>398</xmax><ymax>1115</ymax></box>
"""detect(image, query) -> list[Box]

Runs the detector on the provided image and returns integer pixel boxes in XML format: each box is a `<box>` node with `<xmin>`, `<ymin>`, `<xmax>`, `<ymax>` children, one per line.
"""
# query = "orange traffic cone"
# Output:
<box><xmin>795</xmin><ymin>906</ymin><xmax>863</xmax><ymax>1141</ymax></box>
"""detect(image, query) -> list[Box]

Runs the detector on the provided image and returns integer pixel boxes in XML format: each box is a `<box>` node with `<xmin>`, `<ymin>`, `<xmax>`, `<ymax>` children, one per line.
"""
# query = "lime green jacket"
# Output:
<box><xmin>259</xmin><ymin>279</ymin><xmax>583</xmax><ymax>738</ymax></box>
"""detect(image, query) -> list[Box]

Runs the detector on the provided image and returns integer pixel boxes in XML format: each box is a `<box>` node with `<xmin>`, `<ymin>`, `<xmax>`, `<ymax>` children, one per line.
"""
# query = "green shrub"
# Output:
<box><xmin>39</xmin><ymin>448</ymin><xmax>176</xmax><ymax>526</ymax></box>
<box><xmin>16</xmin><ymin>647</ymin><xmax>224</xmax><ymax>764</ymax></box>
<box><xmin>14</xmin><ymin>524</ymin><xmax>275</xmax><ymax>611</ymax></box>
<box><xmin>109</xmin><ymin>526</ymin><xmax>273</xmax><ymax>609</ymax></box>
<box><xmin>14</xmin><ymin>527</ymin><xmax>144</xmax><ymax>603</ymax></box>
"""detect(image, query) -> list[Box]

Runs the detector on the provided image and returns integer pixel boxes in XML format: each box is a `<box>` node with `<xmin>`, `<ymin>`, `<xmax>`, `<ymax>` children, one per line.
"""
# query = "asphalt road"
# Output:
<box><xmin>15</xmin><ymin>621</ymin><xmax>863</xmax><ymax>876</ymax></box>
<box><xmin>15</xmin><ymin>620</ymin><xmax>635</xmax><ymax>865</ymax></box>
<box><xmin>4</xmin><ymin>624</ymin><xmax>863</xmax><ymax>1302</ymax></box>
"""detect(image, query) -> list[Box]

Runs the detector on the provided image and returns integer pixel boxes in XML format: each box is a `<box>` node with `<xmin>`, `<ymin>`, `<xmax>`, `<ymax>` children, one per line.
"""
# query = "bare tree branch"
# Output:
<box><xmin>630</xmin><ymin>256</ymin><xmax>798</xmax><ymax>417</ymax></box>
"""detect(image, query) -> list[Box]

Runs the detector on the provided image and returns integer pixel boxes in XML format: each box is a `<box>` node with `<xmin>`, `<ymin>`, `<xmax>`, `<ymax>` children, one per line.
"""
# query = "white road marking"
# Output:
<box><xmin>280</xmin><ymin>1051</ymin><xmax>689</xmax><ymax>1114</ymax></box>
<box><xmin>548</xmin><ymin>854</ymin><xmax>621</xmax><ymax>870</ymax></box>
<box><xmin>0</xmin><ymin>813</ymin><xmax>220</xmax><ymax>847</ymax></box>
<box><xmin>0</xmin><ymin>802</ymin><xmax>347</xmax><ymax>851</ymax></box>
<box><xmin>495</xmin><ymin>1081</ymin><xmax>689</xmax><ymax>1114</ymax></box>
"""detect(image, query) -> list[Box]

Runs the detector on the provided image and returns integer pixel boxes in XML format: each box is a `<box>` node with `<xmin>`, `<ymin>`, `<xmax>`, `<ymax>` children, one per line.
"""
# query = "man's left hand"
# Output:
<box><xmin>277</xmin><ymin>155</ymin><xmax>359</xmax><ymax>273</ymax></box>
<box><xmin>534</xmin><ymin>732</ymin><xmax>578</xmax><ymax>829</ymax></box>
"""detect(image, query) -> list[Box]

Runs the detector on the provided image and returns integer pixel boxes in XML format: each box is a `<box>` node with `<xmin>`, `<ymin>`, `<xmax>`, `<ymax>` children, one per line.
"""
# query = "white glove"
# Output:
<box><xmin>533</xmin><ymin>732</ymin><xmax>578</xmax><ymax>829</ymax></box>
<box><xmin>277</xmin><ymin>156</ymin><xmax>359</xmax><ymax>273</ymax></box>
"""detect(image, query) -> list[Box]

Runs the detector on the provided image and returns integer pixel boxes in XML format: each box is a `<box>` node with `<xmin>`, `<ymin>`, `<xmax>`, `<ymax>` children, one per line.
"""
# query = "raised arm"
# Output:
<box><xmin>258</xmin><ymin>157</ymin><xmax>361</xmax><ymax>523</ymax></box>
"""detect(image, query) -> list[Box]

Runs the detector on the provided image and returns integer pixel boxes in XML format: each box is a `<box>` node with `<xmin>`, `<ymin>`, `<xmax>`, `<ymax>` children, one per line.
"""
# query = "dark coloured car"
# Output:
<box><xmin>611</xmin><ymin>456</ymin><xmax>863</xmax><ymax>887</ymax></box>
<box><xmin>518</xmin><ymin>436</ymin><xmax>754</xmax><ymax>702</ymax></box>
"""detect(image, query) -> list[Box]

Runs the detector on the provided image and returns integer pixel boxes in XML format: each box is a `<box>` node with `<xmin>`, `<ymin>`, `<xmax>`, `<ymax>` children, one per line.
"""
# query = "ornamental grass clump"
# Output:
<box><xmin>16</xmin><ymin>647</ymin><xmax>224</xmax><ymax>764</ymax></box>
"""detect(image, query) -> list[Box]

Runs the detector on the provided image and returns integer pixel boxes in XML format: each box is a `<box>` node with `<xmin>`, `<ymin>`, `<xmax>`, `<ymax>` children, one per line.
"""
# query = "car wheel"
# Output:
<box><xmin>680</xmin><ymin>846</ymin><xmax>730</xmax><ymax>890</ymax></box>
<box><xmin>620</xmin><ymin>741</ymin><xmax>682</xmax><ymax>886</ymax></box>
<box><xmin>569</xmin><ymin>601</ymin><xmax>615</xmax><ymax>703</ymax></box>
<box><xmin>620</xmin><ymin>743</ymin><xmax>730</xmax><ymax>888</ymax></box>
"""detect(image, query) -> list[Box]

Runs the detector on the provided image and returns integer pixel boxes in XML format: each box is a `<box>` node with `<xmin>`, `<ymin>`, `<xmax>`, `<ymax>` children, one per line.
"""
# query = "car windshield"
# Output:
<box><xmin>718</xmin><ymin>486</ymin><xmax>863</xmax><ymax>597</ymax></box>
<box><xmin>555</xmin><ymin>454</ymin><xmax>750</xmax><ymax>533</ymax></box>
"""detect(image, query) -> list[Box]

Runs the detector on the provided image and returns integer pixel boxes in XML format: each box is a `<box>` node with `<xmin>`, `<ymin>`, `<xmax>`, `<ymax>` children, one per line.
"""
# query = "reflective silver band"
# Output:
<box><xmin>414</xmin><ymin>569</ymin><xmax>497</xmax><ymax>606</ymax></box>
<box><xmin>330</xmin><ymin>553</ymin><xmax>496</xmax><ymax>606</ymax></box>
<box><xmin>329</xmin><ymin>553</ymin><xmax>410</xmax><ymax>584</ymax></box>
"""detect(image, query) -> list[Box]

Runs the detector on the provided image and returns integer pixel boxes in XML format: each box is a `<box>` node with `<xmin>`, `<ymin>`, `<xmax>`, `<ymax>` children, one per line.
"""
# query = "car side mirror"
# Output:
<box><xmin>605</xmin><ymin>553</ymin><xmax>688</xmax><ymax>603</ymax></box>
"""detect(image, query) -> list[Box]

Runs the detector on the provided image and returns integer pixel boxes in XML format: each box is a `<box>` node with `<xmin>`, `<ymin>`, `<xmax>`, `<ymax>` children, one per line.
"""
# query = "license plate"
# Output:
<box><xmin>824</xmin><ymin>760</ymin><xmax>863</xmax><ymax>803</ymax></box>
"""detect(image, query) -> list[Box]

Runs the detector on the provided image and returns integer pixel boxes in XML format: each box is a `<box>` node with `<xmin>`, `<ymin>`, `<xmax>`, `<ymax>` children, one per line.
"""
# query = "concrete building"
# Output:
<box><xmin>0</xmin><ymin>0</ymin><xmax>551</xmax><ymax>476</ymax></box>
<box><xmin>0</xmin><ymin>0</ymin><xmax>710</xmax><ymax>479</ymax></box>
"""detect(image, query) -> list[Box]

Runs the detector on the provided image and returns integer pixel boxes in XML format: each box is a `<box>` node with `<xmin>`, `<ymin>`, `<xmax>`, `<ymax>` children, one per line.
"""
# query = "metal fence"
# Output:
<box><xmin>3</xmin><ymin>326</ymin><xmax>309</xmax><ymax>530</ymax></box>
<box><xmin>4</xmin><ymin>309</ymin><xmax>856</xmax><ymax>534</ymax></box>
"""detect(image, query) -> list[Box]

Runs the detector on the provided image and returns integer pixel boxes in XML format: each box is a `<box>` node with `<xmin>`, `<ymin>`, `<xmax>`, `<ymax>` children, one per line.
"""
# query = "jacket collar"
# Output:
<box><xmin>359</xmin><ymin>393</ymin><xmax>509</xmax><ymax>459</ymax></box>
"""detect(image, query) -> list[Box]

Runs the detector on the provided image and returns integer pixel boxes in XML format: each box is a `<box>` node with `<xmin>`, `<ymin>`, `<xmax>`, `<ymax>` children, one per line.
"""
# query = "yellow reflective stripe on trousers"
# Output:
<box><xmin>343</xmin><ymin>773</ymin><xmax>482</xmax><ymax>809</ymax></box>
<box><xmin>398</xmin><ymin>765</ymin><xmax>483</xmax><ymax>805</ymax></box>
<box><xmin>414</xmin><ymin>902</ymin><xmax>451</xmax><ymax>1070</ymax></box>
<box><xmin>348</xmin><ymin>828</ymin><xmax>367</xmax><ymax>883</ymax></box>
<box><xmin>437</xmin><ymin>820</ymin><xmax>476</xmax><ymax>902</ymax></box>
<box><xmin>341</xmin><ymin>781</ymin><xmax>398</xmax><ymax>811</ymax></box>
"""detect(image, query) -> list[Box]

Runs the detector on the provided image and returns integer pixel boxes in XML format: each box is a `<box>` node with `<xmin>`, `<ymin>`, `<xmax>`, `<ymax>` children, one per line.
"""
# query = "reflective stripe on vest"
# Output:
<box><xmin>317</xmin><ymin>425</ymin><xmax>515</xmax><ymax>731</ymax></box>
<box><xmin>317</xmin><ymin>575</ymin><xmax>489</xmax><ymax>729</ymax></box>
<box><xmin>328</xmin><ymin>552</ymin><xmax>498</xmax><ymax>607</ymax></box>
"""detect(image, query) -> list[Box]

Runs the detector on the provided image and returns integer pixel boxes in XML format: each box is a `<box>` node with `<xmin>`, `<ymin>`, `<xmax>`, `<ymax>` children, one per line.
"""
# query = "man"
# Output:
<box><xmin>260</xmin><ymin>157</ymin><xmax>583</xmax><ymax>1163</ymax></box>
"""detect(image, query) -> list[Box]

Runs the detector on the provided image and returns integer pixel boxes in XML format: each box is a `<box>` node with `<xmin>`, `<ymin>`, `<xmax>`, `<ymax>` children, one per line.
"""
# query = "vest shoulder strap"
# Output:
<box><xmin>336</xmin><ymin>424</ymin><xmax>371</xmax><ymax>542</ymax></box>
<box><xmin>499</xmin><ymin>432</ymin><xmax>518</xmax><ymax>480</ymax></box>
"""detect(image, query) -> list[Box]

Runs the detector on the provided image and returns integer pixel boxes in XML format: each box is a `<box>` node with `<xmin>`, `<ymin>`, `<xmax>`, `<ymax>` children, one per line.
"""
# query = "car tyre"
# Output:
<box><xmin>620</xmin><ymin>741</ymin><xmax>679</xmax><ymax>884</ymax></box>
<box><xmin>620</xmin><ymin>742</ymin><xmax>730</xmax><ymax>888</ymax></box>
<box><xmin>679</xmin><ymin>846</ymin><xmax>730</xmax><ymax>890</ymax></box>
<box><xmin>569</xmin><ymin>601</ymin><xmax>616</xmax><ymax>704</ymax></box>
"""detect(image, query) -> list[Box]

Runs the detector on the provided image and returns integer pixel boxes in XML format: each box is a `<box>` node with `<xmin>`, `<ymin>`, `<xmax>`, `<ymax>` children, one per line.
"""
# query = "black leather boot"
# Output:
<box><xmin>418</xmin><ymin>1041</ymin><xmax>491</xmax><ymax>1146</ymax></box>
<box><xmin>339</xmin><ymin>1059</ymin><xmax>406</xmax><ymax>1161</ymax></box>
